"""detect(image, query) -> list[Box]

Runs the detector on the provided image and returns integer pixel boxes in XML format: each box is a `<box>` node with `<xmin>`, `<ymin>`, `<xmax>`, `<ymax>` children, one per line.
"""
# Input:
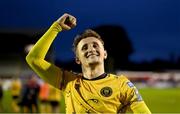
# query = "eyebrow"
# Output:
<box><xmin>92</xmin><ymin>41</ymin><xmax>99</xmax><ymax>45</ymax></box>
<box><xmin>80</xmin><ymin>40</ymin><xmax>100</xmax><ymax>50</ymax></box>
<box><xmin>81</xmin><ymin>44</ymin><xmax>88</xmax><ymax>49</ymax></box>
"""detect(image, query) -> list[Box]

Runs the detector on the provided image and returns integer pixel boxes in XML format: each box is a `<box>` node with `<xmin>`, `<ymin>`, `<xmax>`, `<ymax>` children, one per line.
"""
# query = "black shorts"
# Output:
<box><xmin>50</xmin><ymin>101</ymin><xmax>59</xmax><ymax>107</ymax></box>
<box><xmin>40</xmin><ymin>99</ymin><xmax>49</xmax><ymax>103</ymax></box>
<box><xmin>12</xmin><ymin>95</ymin><xmax>19</xmax><ymax>99</ymax></box>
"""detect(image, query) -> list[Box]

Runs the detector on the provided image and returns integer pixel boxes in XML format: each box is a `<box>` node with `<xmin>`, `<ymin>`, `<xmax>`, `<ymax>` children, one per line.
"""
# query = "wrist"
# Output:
<box><xmin>52</xmin><ymin>21</ymin><xmax>62</xmax><ymax>32</ymax></box>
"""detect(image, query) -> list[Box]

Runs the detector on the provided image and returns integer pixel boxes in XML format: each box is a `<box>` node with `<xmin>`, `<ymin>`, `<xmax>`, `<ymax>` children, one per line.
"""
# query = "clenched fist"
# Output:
<box><xmin>56</xmin><ymin>13</ymin><xmax>77</xmax><ymax>30</ymax></box>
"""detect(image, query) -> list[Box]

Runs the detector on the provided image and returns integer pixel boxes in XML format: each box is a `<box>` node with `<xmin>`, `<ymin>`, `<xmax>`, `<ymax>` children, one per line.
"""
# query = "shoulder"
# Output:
<box><xmin>65</xmin><ymin>70</ymin><xmax>83</xmax><ymax>80</ymax></box>
<box><xmin>109</xmin><ymin>73</ymin><xmax>130</xmax><ymax>82</ymax></box>
<box><xmin>60</xmin><ymin>70</ymin><xmax>82</xmax><ymax>90</ymax></box>
<box><xmin>109</xmin><ymin>73</ymin><xmax>135</xmax><ymax>89</ymax></box>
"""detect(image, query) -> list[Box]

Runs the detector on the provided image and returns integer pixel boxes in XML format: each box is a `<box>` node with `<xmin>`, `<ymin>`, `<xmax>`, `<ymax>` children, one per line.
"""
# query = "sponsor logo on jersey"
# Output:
<box><xmin>127</xmin><ymin>82</ymin><xmax>134</xmax><ymax>88</ymax></box>
<box><xmin>100</xmin><ymin>87</ymin><xmax>112</xmax><ymax>97</ymax></box>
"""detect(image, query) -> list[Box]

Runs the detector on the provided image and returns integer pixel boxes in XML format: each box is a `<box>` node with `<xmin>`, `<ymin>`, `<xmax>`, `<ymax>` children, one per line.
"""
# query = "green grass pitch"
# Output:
<box><xmin>139</xmin><ymin>88</ymin><xmax>180</xmax><ymax>113</ymax></box>
<box><xmin>1</xmin><ymin>88</ymin><xmax>180</xmax><ymax>113</ymax></box>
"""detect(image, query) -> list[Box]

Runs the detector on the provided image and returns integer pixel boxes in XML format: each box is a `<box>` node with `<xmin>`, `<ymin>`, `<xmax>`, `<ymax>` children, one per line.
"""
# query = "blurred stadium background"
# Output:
<box><xmin>0</xmin><ymin>0</ymin><xmax>180</xmax><ymax>113</ymax></box>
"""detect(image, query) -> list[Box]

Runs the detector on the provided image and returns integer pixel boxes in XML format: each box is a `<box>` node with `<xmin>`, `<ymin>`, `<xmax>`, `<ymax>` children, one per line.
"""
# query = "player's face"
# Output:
<box><xmin>76</xmin><ymin>37</ymin><xmax>107</xmax><ymax>66</ymax></box>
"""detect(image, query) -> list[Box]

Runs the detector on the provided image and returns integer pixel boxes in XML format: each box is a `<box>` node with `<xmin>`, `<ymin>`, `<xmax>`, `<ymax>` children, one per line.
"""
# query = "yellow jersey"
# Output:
<box><xmin>11</xmin><ymin>79</ymin><xmax>21</xmax><ymax>97</ymax></box>
<box><xmin>26</xmin><ymin>22</ymin><xmax>151</xmax><ymax>113</ymax></box>
<box><xmin>48</xmin><ymin>85</ymin><xmax>62</xmax><ymax>102</ymax></box>
<box><xmin>57</xmin><ymin>71</ymin><xmax>150</xmax><ymax>113</ymax></box>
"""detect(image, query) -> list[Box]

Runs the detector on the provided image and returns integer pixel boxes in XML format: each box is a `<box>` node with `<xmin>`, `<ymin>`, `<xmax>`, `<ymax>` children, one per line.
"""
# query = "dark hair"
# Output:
<box><xmin>73</xmin><ymin>29</ymin><xmax>104</xmax><ymax>53</ymax></box>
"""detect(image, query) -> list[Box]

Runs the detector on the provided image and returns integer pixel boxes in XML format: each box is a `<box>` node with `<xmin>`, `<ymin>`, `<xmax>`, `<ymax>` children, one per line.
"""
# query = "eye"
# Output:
<box><xmin>93</xmin><ymin>42</ymin><xmax>99</xmax><ymax>48</ymax></box>
<box><xmin>82</xmin><ymin>44</ymin><xmax>88</xmax><ymax>51</ymax></box>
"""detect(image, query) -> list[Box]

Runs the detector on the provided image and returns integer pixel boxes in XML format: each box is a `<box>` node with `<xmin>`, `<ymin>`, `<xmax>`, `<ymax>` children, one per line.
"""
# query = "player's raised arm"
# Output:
<box><xmin>26</xmin><ymin>13</ymin><xmax>77</xmax><ymax>88</ymax></box>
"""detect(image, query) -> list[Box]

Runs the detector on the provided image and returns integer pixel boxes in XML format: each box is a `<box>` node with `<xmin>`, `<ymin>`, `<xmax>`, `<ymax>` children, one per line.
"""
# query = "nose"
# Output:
<box><xmin>88</xmin><ymin>45</ymin><xmax>96</xmax><ymax>52</ymax></box>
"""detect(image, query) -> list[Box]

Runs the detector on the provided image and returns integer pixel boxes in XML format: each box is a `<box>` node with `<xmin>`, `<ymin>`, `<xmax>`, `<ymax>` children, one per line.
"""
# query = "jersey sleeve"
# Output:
<box><xmin>26</xmin><ymin>22</ymin><xmax>76</xmax><ymax>90</ymax></box>
<box><xmin>119</xmin><ymin>75</ymin><xmax>151</xmax><ymax>114</ymax></box>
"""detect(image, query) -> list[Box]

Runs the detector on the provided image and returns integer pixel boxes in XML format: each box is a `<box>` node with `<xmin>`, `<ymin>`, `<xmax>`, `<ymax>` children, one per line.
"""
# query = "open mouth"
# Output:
<box><xmin>87</xmin><ymin>54</ymin><xmax>97</xmax><ymax>58</ymax></box>
<box><xmin>86</xmin><ymin>53</ymin><xmax>99</xmax><ymax>58</ymax></box>
<box><xmin>85</xmin><ymin>51</ymin><xmax>100</xmax><ymax>58</ymax></box>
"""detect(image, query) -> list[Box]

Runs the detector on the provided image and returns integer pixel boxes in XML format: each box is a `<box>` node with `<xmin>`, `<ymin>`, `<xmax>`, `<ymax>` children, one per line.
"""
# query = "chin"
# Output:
<box><xmin>88</xmin><ymin>60</ymin><xmax>100</xmax><ymax>65</ymax></box>
<box><xmin>86</xmin><ymin>57</ymin><xmax>102</xmax><ymax>65</ymax></box>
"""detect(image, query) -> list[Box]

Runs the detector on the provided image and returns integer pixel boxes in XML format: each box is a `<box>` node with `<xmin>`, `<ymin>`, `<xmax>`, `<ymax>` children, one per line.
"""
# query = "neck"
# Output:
<box><xmin>81</xmin><ymin>63</ymin><xmax>105</xmax><ymax>79</ymax></box>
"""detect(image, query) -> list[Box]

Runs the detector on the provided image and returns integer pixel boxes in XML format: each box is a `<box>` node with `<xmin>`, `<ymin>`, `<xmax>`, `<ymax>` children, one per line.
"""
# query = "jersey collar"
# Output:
<box><xmin>82</xmin><ymin>73</ymin><xmax>107</xmax><ymax>80</ymax></box>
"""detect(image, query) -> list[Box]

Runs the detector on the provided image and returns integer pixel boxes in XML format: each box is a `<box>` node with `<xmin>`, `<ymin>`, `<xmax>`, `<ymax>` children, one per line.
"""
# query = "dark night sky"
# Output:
<box><xmin>0</xmin><ymin>0</ymin><xmax>180</xmax><ymax>62</ymax></box>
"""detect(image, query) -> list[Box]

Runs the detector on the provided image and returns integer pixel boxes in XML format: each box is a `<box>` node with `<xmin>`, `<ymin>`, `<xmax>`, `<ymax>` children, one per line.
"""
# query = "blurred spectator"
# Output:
<box><xmin>168</xmin><ymin>73</ymin><xmax>177</xmax><ymax>87</ymax></box>
<box><xmin>18</xmin><ymin>75</ymin><xmax>40</xmax><ymax>113</ymax></box>
<box><xmin>10</xmin><ymin>78</ymin><xmax>21</xmax><ymax>112</ymax></box>
<box><xmin>26</xmin><ymin>75</ymin><xmax>40</xmax><ymax>113</ymax></box>
<box><xmin>0</xmin><ymin>80</ymin><xmax>3</xmax><ymax>112</ymax></box>
<box><xmin>18</xmin><ymin>79</ymin><xmax>30</xmax><ymax>113</ymax></box>
<box><xmin>48</xmin><ymin>85</ymin><xmax>62</xmax><ymax>113</ymax></box>
<box><xmin>39</xmin><ymin>81</ymin><xmax>50</xmax><ymax>113</ymax></box>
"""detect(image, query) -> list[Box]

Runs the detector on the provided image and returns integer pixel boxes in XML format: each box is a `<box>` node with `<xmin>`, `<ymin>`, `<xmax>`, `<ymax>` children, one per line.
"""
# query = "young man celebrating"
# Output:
<box><xmin>26</xmin><ymin>13</ymin><xmax>151</xmax><ymax>113</ymax></box>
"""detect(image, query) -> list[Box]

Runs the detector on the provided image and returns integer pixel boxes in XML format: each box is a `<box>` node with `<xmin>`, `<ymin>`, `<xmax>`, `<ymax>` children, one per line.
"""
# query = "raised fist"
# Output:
<box><xmin>56</xmin><ymin>13</ymin><xmax>77</xmax><ymax>30</ymax></box>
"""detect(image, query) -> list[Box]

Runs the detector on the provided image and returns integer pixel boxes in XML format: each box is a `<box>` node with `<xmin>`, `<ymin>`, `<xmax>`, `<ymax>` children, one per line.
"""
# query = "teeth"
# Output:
<box><xmin>88</xmin><ymin>54</ymin><xmax>96</xmax><ymax>58</ymax></box>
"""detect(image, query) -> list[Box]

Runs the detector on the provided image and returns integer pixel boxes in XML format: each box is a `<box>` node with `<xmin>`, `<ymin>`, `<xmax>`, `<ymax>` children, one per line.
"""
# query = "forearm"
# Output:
<box><xmin>26</xmin><ymin>21</ymin><xmax>63</xmax><ymax>87</ymax></box>
<box><xmin>26</xmin><ymin>22</ymin><xmax>62</xmax><ymax>60</ymax></box>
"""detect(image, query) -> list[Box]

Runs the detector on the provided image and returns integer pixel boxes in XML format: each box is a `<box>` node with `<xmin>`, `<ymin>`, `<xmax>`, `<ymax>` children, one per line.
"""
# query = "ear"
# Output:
<box><xmin>75</xmin><ymin>57</ymin><xmax>81</xmax><ymax>64</ymax></box>
<box><xmin>104</xmin><ymin>50</ymin><xmax>108</xmax><ymax>59</ymax></box>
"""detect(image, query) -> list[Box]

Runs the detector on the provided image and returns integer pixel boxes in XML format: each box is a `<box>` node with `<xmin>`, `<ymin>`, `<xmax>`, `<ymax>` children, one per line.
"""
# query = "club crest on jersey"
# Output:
<box><xmin>127</xmin><ymin>82</ymin><xmax>134</xmax><ymax>88</ymax></box>
<box><xmin>100</xmin><ymin>87</ymin><xmax>112</xmax><ymax>97</ymax></box>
